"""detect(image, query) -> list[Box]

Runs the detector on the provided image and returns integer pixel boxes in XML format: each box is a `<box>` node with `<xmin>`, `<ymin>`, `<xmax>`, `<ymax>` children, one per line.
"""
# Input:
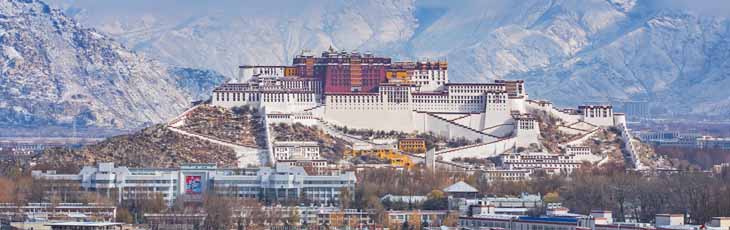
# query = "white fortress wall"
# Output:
<box><xmin>579</xmin><ymin>105</ymin><xmax>615</xmax><ymax>127</ymax></box>
<box><xmin>420</xmin><ymin>112</ymin><xmax>451</xmax><ymax>137</ymax></box>
<box><xmin>514</xmin><ymin>117</ymin><xmax>541</xmax><ymax>148</ymax></box>
<box><xmin>261</xmin><ymin>107</ymin><xmax>276</xmax><ymax>166</ymax></box>
<box><xmin>481</xmin><ymin>123</ymin><xmax>515</xmax><ymax>138</ymax></box>
<box><xmin>324</xmin><ymin>109</ymin><xmax>415</xmax><ymax>132</ymax></box>
<box><xmin>614</xmin><ymin>115</ymin><xmax>644</xmax><ymax>169</ymax></box>
<box><xmin>560</xmin><ymin>128</ymin><xmax>601</xmax><ymax>147</ymax></box>
<box><xmin>424</xmin><ymin>113</ymin><xmax>482</xmax><ymax>131</ymax></box>
<box><xmin>436</xmin><ymin>138</ymin><xmax>517</xmax><ymax>161</ymax></box>
<box><xmin>466</xmin><ymin>113</ymin><xmax>486</xmax><ymax>130</ymax></box>
<box><xmin>524</xmin><ymin>100</ymin><xmax>583</xmax><ymax>124</ymax></box>
<box><xmin>557</xmin><ymin>126</ymin><xmax>591</xmax><ymax>136</ymax></box>
<box><xmin>613</xmin><ymin>113</ymin><xmax>627</xmax><ymax>126</ymax></box>
<box><xmin>482</xmin><ymin>91</ymin><xmax>512</xmax><ymax>129</ymax></box>
<box><xmin>420</xmin><ymin>112</ymin><xmax>500</xmax><ymax>142</ymax></box>
<box><xmin>323</xmin><ymin>93</ymin><xmax>416</xmax><ymax>132</ymax></box>
<box><xmin>508</xmin><ymin>96</ymin><xmax>528</xmax><ymax>113</ymax></box>
<box><xmin>583</xmin><ymin>116</ymin><xmax>615</xmax><ymax>127</ymax></box>
<box><xmin>431</xmin><ymin>113</ymin><xmax>467</xmax><ymax>120</ymax></box>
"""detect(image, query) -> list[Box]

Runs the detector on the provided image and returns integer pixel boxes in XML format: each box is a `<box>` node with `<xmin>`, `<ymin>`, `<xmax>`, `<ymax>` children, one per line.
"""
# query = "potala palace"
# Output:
<box><xmin>208</xmin><ymin>49</ymin><xmax>642</xmax><ymax>171</ymax></box>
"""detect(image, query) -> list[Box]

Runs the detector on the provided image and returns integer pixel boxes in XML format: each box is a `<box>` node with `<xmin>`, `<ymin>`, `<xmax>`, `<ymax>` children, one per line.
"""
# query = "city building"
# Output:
<box><xmin>443</xmin><ymin>181</ymin><xmax>479</xmax><ymax>199</ymax></box>
<box><xmin>697</xmin><ymin>136</ymin><xmax>730</xmax><ymax>150</ymax></box>
<box><xmin>143</xmin><ymin>213</ymin><xmax>206</xmax><ymax>230</ymax></box>
<box><xmin>707</xmin><ymin>217</ymin><xmax>730</xmax><ymax>230</ymax></box>
<box><xmin>459</xmin><ymin>205</ymin><xmax>730</xmax><ymax>230</ymax></box>
<box><xmin>451</xmin><ymin>193</ymin><xmax>543</xmax><ymax>216</ymax></box>
<box><xmin>498</xmin><ymin>153</ymin><xmax>581</xmax><ymax>173</ymax></box>
<box><xmin>636</xmin><ymin>131</ymin><xmax>701</xmax><ymax>148</ymax></box>
<box><xmin>272</xmin><ymin>141</ymin><xmax>321</xmax><ymax>161</ymax></box>
<box><xmin>32</xmin><ymin>163</ymin><xmax>356</xmax><ymax>206</ymax></box>
<box><xmin>622</xmin><ymin>101</ymin><xmax>650</xmax><ymax>121</ymax></box>
<box><xmin>380</xmin><ymin>194</ymin><xmax>428</xmax><ymax>204</ymax></box>
<box><xmin>398</xmin><ymin>138</ymin><xmax>427</xmax><ymax>153</ymax></box>
<box><xmin>481</xmin><ymin>168</ymin><xmax>533</xmax><ymax>182</ymax></box>
<box><xmin>565</xmin><ymin>146</ymin><xmax>602</xmax><ymax>163</ymax></box>
<box><xmin>0</xmin><ymin>203</ymin><xmax>117</xmax><ymax>223</ymax></box>
<box><xmin>459</xmin><ymin>215</ymin><xmax>596</xmax><ymax>230</ymax></box>
<box><xmin>45</xmin><ymin>222</ymin><xmax>123</xmax><ymax>230</ymax></box>
<box><xmin>316</xmin><ymin>208</ymin><xmax>373</xmax><ymax>227</ymax></box>
<box><xmin>385</xmin><ymin>210</ymin><xmax>450</xmax><ymax>227</ymax></box>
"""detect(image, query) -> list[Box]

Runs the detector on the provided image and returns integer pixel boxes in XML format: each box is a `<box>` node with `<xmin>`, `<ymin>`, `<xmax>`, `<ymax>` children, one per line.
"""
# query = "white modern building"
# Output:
<box><xmin>31</xmin><ymin>163</ymin><xmax>356</xmax><ymax>206</ymax></box>
<box><xmin>498</xmin><ymin>153</ymin><xmax>581</xmax><ymax>173</ymax></box>
<box><xmin>697</xmin><ymin>136</ymin><xmax>730</xmax><ymax>150</ymax></box>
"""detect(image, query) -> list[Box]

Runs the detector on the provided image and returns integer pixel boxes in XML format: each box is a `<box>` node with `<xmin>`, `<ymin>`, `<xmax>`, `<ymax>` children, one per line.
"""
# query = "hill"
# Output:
<box><xmin>34</xmin><ymin>105</ymin><xmax>266</xmax><ymax>169</ymax></box>
<box><xmin>35</xmin><ymin>124</ymin><xmax>237</xmax><ymax>169</ymax></box>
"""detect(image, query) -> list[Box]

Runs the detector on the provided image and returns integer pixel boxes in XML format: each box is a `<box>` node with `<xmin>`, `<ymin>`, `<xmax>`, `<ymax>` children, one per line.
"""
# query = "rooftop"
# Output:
<box><xmin>443</xmin><ymin>181</ymin><xmax>479</xmax><ymax>193</ymax></box>
<box><xmin>46</xmin><ymin>222</ymin><xmax>123</xmax><ymax>227</ymax></box>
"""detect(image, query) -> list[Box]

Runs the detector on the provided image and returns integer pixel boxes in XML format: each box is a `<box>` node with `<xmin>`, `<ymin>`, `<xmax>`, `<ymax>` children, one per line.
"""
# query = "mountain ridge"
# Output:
<box><xmin>45</xmin><ymin>0</ymin><xmax>730</xmax><ymax>118</ymax></box>
<box><xmin>0</xmin><ymin>0</ymin><xmax>225</xmax><ymax>132</ymax></box>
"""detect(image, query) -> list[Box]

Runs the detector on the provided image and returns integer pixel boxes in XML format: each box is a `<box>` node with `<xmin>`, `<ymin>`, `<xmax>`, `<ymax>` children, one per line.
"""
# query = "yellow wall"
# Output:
<box><xmin>386</xmin><ymin>70</ymin><xmax>410</xmax><ymax>82</ymax></box>
<box><xmin>284</xmin><ymin>67</ymin><xmax>297</xmax><ymax>76</ymax></box>
<box><xmin>346</xmin><ymin>148</ymin><xmax>414</xmax><ymax>169</ymax></box>
<box><xmin>398</xmin><ymin>139</ymin><xmax>427</xmax><ymax>153</ymax></box>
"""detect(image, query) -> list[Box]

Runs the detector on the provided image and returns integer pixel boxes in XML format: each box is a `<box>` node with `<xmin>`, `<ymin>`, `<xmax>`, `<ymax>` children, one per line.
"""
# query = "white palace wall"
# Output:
<box><xmin>212</xmin><ymin>91</ymin><xmax>318</xmax><ymax>114</ymax></box>
<box><xmin>436</xmin><ymin>138</ymin><xmax>517</xmax><ymax>161</ymax></box>
<box><xmin>525</xmin><ymin>100</ymin><xmax>581</xmax><ymax>124</ymax></box>
<box><xmin>323</xmin><ymin>108</ymin><xmax>415</xmax><ymax>132</ymax></box>
<box><xmin>414</xmin><ymin>112</ymin><xmax>500</xmax><ymax>142</ymax></box>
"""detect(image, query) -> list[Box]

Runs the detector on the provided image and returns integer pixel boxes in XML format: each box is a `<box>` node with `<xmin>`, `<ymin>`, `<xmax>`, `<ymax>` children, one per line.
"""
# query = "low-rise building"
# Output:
<box><xmin>272</xmin><ymin>141</ymin><xmax>321</xmax><ymax>161</ymax></box>
<box><xmin>443</xmin><ymin>181</ymin><xmax>479</xmax><ymax>199</ymax></box>
<box><xmin>636</xmin><ymin>131</ymin><xmax>701</xmax><ymax>148</ymax></box>
<box><xmin>697</xmin><ymin>136</ymin><xmax>730</xmax><ymax>150</ymax></box>
<box><xmin>380</xmin><ymin>194</ymin><xmax>428</xmax><ymax>204</ymax></box>
<box><xmin>460</xmin><ymin>208</ymin><xmax>729</xmax><ymax>230</ymax></box>
<box><xmin>317</xmin><ymin>209</ymin><xmax>373</xmax><ymax>227</ymax></box>
<box><xmin>707</xmin><ymin>217</ymin><xmax>730</xmax><ymax>230</ymax></box>
<box><xmin>46</xmin><ymin>222</ymin><xmax>123</xmax><ymax>230</ymax></box>
<box><xmin>143</xmin><ymin>213</ymin><xmax>206</xmax><ymax>230</ymax></box>
<box><xmin>0</xmin><ymin>203</ymin><xmax>116</xmax><ymax>223</ymax></box>
<box><xmin>452</xmin><ymin>193</ymin><xmax>543</xmax><ymax>216</ymax></box>
<box><xmin>385</xmin><ymin>210</ymin><xmax>450</xmax><ymax>227</ymax></box>
<box><xmin>398</xmin><ymin>138</ymin><xmax>427</xmax><ymax>153</ymax></box>
<box><xmin>499</xmin><ymin>152</ymin><xmax>581</xmax><ymax>173</ymax></box>
<box><xmin>482</xmin><ymin>168</ymin><xmax>533</xmax><ymax>182</ymax></box>
<box><xmin>32</xmin><ymin>163</ymin><xmax>356</xmax><ymax>206</ymax></box>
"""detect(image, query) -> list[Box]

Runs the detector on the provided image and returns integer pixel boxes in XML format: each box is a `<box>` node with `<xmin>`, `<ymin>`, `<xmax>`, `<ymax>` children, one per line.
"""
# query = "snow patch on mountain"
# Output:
<box><xmin>0</xmin><ymin>0</ymin><xmax>225</xmax><ymax>131</ymax></box>
<box><xmin>42</xmin><ymin>0</ymin><xmax>730</xmax><ymax>118</ymax></box>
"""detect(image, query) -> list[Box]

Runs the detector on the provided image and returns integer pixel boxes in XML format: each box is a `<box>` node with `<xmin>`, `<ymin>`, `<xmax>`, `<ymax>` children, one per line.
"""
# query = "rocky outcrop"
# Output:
<box><xmin>36</xmin><ymin>124</ymin><xmax>238</xmax><ymax>168</ymax></box>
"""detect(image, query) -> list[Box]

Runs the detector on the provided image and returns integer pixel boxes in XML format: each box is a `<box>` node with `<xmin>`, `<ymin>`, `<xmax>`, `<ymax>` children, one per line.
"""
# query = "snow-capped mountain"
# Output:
<box><xmin>9</xmin><ymin>0</ymin><xmax>730</xmax><ymax>125</ymax></box>
<box><xmin>45</xmin><ymin>0</ymin><xmax>730</xmax><ymax>118</ymax></box>
<box><xmin>0</xmin><ymin>0</ymin><xmax>225</xmax><ymax>131</ymax></box>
